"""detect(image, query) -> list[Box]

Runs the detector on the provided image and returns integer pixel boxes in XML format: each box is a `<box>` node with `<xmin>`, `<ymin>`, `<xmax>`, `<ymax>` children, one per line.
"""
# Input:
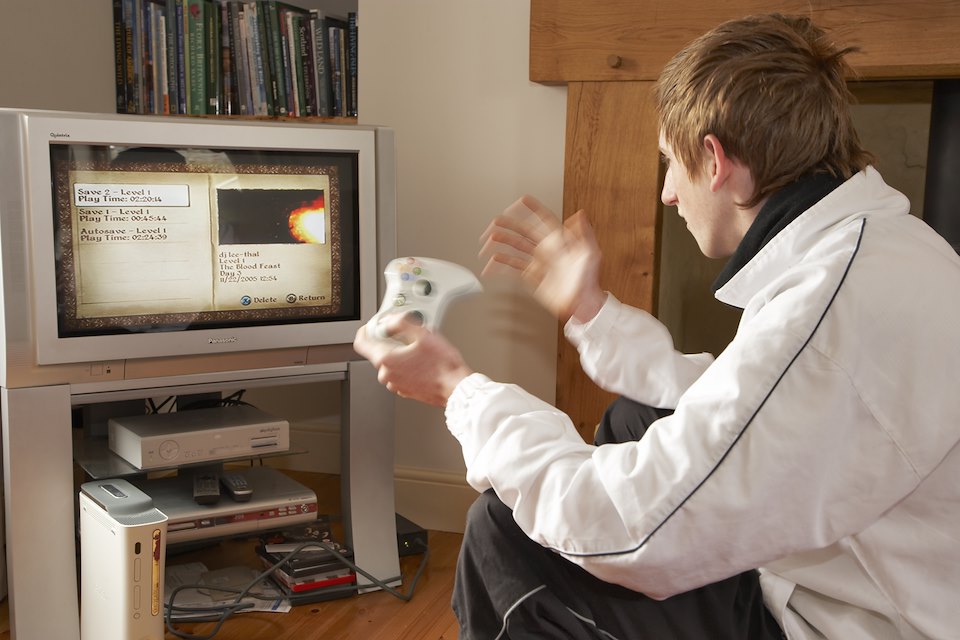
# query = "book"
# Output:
<box><xmin>205</xmin><ymin>0</ymin><xmax>221</xmax><ymax>114</ymax></box>
<box><xmin>346</xmin><ymin>11</ymin><xmax>357</xmax><ymax>117</ymax></box>
<box><xmin>185</xmin><ymin>0</ymin><xmax>207</xmax><ymax>114</ymax></box>
<box><xmin>229</xmin><ymin>0</ymin><xmax>251</xmax><ymax>114</ymax></box>
<box><xmin>308</xmin><ymin>9</ymin><xmax>331</xmax><ymax>117</ymax></box>
<box><xmin>112</xmin><ymin>0</ymin><xmax>128</xmax><ymax>113</ymax></box>
<box><xmin>174</xmin><ymin>0</ymin><xmax>188</xmax><ymax>114</ymax></box>
<box><xmin>243</xmin><ymin>2</ymin><xmax>267</xmax><ymax>114</ymax></box>
<box><xmin>254</xmin><ymin>0</ymin><xmax>277</xmax><ymax>115</ymax></box>
<box><xmin>165</xmin><ymin>0</ymin><xmax>180</xmax><ymax>113</ymax></box>
<box><xmin>218</xmin><ymin>0</ymin><xmax>234</xmax><ymax>114</ymax></box>
<box><xmin>297</xmin><ymin>15</ymin><xmax>315</xmax><ymax>116</ymax></box>
<box><xmin>262</xmin><ymin>0</ymin><xmax>288</xmax><ymax>115</ymax></box>
<box><xmin>326</xmin><ymin>20</ymin><xmax>344</xmax><ymax>116</ymax></box>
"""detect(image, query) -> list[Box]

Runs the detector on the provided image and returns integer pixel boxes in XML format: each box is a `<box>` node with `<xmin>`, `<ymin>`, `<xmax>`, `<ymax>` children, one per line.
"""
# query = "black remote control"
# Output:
<box><xmin>220</xmin><ymin>472</ymin><xmax>254</xmax><ymax>502</ymax></box>
<box><xmin>192</xmin><ymin>472</ymin><xmax>221</xmax><ymax>505</ymax></box>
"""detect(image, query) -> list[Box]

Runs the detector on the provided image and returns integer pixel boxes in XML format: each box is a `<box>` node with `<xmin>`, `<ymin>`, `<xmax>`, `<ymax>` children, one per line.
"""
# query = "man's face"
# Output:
<box><xmin>658</xmin><ymin>134</ymin><xmax>742</xmax><ymax>259</ymax></box>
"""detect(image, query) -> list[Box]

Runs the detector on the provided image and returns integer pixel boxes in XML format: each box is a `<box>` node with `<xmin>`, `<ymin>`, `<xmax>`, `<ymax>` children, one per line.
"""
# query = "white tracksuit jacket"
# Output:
<box><xmin>444</xmin><ymin>167</ymin><xmax>960</xmax><ymax>639</ymax></box>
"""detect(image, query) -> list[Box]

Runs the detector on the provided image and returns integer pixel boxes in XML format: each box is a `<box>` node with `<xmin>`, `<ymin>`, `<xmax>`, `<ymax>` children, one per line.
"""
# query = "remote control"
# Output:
<box><xmin>366</xmin><ymin>257</ymin><xmax>482</xmax><ymax>341</ymax></box>
<box><xmin>220</xmin><ymin>472</ymin><xmax>254</xmax><ymax>502</ymax></box>
<box><xmin>192</xmin><ymin>472</ymin><xmax>221</xmax><ymax>505</ymax></box>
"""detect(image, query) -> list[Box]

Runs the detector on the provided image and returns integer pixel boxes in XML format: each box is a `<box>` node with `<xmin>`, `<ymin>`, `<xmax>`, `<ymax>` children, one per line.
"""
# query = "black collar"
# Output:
<box><xmin>712</xmin><ymin>172</ymin><xmax>846</xmax><ymax>295</ymax></box>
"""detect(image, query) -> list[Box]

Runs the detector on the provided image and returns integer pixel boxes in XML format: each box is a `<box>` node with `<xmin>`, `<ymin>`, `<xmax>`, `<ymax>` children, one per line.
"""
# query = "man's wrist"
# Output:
<box><xmin>442</xmin><ymin>366</ymin><xmax>474</xmax><ymax>403</ymax></box>
<box><xmin>571</xmin><ymin>288</ymin><xmax>606</xmax><ymax>324</ymax></box>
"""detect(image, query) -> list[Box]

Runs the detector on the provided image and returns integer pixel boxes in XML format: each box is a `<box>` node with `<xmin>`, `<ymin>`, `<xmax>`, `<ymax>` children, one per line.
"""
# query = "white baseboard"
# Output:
<box><xmin>268</xmin><ymin>419</ymin><xmax>476</xmax><ymax>534</ymax></box>
<box><xmin>394</xmin><ymin>466</ymin><xmax>477</xmax><ymax>534</ymax></box>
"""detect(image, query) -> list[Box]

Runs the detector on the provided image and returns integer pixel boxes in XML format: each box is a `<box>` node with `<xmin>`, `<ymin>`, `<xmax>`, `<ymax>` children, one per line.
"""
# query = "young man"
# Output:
<box><xmin>354</xmin><ymin>13</ymin><xmax>960</xmax><ymax>640</ymax></box>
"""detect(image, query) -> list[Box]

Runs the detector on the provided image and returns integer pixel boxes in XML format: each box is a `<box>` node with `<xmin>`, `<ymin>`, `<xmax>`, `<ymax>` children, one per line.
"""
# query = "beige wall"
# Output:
<box><xmin>0</xmin><ymin>3</ymin><xmax>115</xmax><ymax>112</ymax></box>
<box><xmin>357</xmin><ymin>0</ymin><xmax>566</xmax><ymax>476</ymax></box>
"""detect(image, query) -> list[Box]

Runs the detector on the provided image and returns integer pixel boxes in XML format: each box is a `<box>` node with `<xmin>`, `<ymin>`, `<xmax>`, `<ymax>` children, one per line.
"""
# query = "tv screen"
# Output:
<box><xmin>50</xmin><ymin>143</ymin><xmax>360</xmax><ymax>338</ymax></box>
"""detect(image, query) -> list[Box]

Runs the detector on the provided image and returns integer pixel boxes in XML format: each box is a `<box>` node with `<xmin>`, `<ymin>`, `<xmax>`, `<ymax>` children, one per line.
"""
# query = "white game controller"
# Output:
<box><xmin>367</xmin><ymin>257</ymin><xmax>482</xmax><ymax>341</ymax></box>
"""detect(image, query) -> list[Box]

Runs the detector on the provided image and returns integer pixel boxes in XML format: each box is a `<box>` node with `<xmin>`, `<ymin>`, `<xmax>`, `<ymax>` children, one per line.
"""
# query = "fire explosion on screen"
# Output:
<box><xmin>288</xmin><ymin>194</ymin><xmax>326</xmax><ymax>243</ymax></box>
<box><xmin>217</xmin><ymin>188</ymin><xmax>327</xmax><ymax>245</ymax></box>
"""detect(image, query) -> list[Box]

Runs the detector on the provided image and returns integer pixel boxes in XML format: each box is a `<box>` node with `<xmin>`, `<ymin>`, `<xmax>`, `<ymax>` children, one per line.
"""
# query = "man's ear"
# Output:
<box><xmin>702</xmin><ymin>134</ymin><xmax>730</xmax><ymax>193</ymax></box>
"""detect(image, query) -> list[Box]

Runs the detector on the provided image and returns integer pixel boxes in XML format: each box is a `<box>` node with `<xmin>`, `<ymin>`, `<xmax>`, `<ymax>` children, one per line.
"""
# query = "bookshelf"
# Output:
<box><xmin>112</xmin><ymin>0</ymin><xmax>358</xmax><ymax>120</ymax></box>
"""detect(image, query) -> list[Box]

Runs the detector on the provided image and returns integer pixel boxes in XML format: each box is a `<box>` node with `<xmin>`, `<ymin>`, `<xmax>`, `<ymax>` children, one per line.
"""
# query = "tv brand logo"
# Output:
<box><xmin>208</xmin><ymin>336</ymin><xmax>238</xmax><ymax>344</ymax></box>
<box><xmin>50</xmin><ymin>132</ymin><xmax>71</xmax><ymax>139</ymax></box>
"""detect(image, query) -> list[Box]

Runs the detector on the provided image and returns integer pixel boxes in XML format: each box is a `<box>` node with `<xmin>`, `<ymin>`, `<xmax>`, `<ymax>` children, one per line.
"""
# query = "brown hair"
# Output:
<box><xmin>654</xmin><ymin>14</ymin><xmax>873</xmax><ymax>207</ymax></box>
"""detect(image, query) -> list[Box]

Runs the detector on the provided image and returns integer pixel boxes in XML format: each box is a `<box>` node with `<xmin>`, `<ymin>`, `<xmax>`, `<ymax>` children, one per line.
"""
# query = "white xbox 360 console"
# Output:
<box><xmin>79</xmin><ymin>478</ymin><xmax>167</xmax><ymax>640</ymax></box>
<box><xmin>108</xmin><ymin>404</ymin><xmax>290</xmax><ymax>469</ymax></box>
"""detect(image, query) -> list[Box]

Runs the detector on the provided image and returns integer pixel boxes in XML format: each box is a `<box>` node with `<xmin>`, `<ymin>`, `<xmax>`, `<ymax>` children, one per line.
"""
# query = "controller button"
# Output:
<box><xmin>414</xmin><ymin>280</ymin><xmax>433</xmax><ymax>296</ymax></box>
<box><xmin>413</xmin><ymin>267</ymin><xmax>423</xmax><ymax>275</ymax></box>
<box><xmin>401</xmin><ymin>272</ymin><xmax>412</xmax><ymax>281</ymax></box>
<box><xmin>406</xmin><ymin>310</ymin><xmax>425</xmax><ymax>325</ymax></box>
<box><xmin>393</xmin><ymin>294</ymin><xmax>407</xmax><ymax>306</ymax></box>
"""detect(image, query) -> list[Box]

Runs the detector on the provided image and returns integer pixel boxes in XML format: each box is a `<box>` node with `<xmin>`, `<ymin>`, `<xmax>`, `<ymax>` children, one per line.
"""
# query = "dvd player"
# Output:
<box><xmin>130</xmin><ymin>467</ymin><xmax>316</xmax><ymax>544</ymax></box>
<box><xmin>108</xmin><ymin>405</ymin><xmax>290</xmax><ymax>470</ymax></box>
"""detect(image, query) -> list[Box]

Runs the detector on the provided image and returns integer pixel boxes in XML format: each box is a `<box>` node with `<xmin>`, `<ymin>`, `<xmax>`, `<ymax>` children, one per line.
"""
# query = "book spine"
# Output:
<box><xmin>250</xmin><ymin>2</ymin><xmax>270</xmax><ymax>115</ymax></box>
<box><xmin>243</xmin><ymin>3</ymin><xmax>262</xmax><ymax>114</ymax></box>
<box><xmin>297</xmin><ymin>16</ymin><xmax>315</xmax><ymax>116</ymax></box>
<box><xmin>205</xmin><ymin>0</ymin><xmax>221</xmax><ymax>114</ymax></box>
<box><xmin>219</xmin><ymin>0</ymin><xmax>233</xmax><ymax>115</ymax></box>
<box><xmin>336</xmin><ymin>22</ymin><xmax>347</xmax><ymax>117</ymax></box>
<box><xmin>186</xmin><ymin>0</ymin><xmax>207</xmax><ymax>114</ymax></box>
<box><xmin>165</xmin><ymin>0</ymin><xmax>179</xmax><ymax>113</ymax></box>
<box><xmin>132</xmin><ymin>0</ymin><xmax>145</xmax><ymax>112</ymax></box>
<box><xmin>347</xmin><ymin>12</ymin><xmax>357</xmax><ymax>117</ymax></box>
<box><xmin>113</xmin><ymin>0</ymin><xmax>128</xmax><ymax>113</ymax></box>
<box><xmin>227</xmin><ymin>1</ymin><xmax>246</xmax><ymax>114</ymax></box>
<box><xmin>309</xmin><ymin>10</ymin><xmax>330</xmax><ymax>118</ymax></box>
<box><xmin>265</xmin><ymin>1</ymin><xmax>288</xmax><ymax>116</ymax></box>
<box><xmin>122</xmin><ymin>0</ymin><xmax>137</xmax><ymax>113</ymax></box>
<box><xmin>283</xmin><ymin>10</ymin><xmax>300</xmax><ymax>116</ymax></box>
<box><xmin>142</xmin><ymin>0</ymin><xmax>155</xmax><ymax>114</ymax></box>
<box><xmin>254</xmin><ymin>1</ymin><xmax>275</xmax><ymax>116</ymax></box>
<box><xmin>150</xmin><ymin>2</ymin><xmax>165</xmax><ymax>114</ymax></box>
<box><xmin>155</xmin><ymin>3</ymin><xmax>170</xmax><ymax>114</ymax></box>
<box><xmin>244</xmin><ymin>4</ymin><xmax>260</xmax><ymax>114</ymax></box>
<box><xmin>233</xmin><ymin>1</ymin><xmax>251</xmax><ymax>114</ymax></box>
<box><xmin>174</xmin><ymin>0</ymin><xmax>187</xmax><ymax>114</ymax></box>
<box><xmin>327</xmin><ymin>24</ymin><xmax>342</xmax><ymax>117</ymax></box>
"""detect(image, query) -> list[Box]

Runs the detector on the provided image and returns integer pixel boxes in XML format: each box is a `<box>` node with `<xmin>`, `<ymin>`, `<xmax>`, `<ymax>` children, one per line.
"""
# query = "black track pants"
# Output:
<box><xmin>452</xmin><ymin>397</ymin><xmax>784</xmax><ymax>640</ymax></box>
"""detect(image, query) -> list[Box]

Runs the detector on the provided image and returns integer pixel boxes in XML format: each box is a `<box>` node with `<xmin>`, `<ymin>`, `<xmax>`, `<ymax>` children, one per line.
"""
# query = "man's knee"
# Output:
<box><xmin>595</xmin><ymin>397</ymin><xmax>673</xmax><ymax>445</ymax></box>
<box><xmin>464</xmin><ymin>489</ymin><xmax>514</xmax><ymax>539</ymax></box>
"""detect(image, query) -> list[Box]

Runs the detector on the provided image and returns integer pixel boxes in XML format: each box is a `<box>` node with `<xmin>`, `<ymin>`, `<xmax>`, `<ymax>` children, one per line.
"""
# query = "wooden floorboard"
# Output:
<box><xmin>0</xmin><ymin>470</ymin><xmax>463</xmax><ymax>640</ymax></box>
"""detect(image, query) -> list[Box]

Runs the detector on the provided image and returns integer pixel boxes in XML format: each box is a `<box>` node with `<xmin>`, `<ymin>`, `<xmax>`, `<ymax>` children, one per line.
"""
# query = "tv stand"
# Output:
<box><xmin>1</xmin><ymin>359</ymin><xmax>400</xmax><ymax>640</ymax></box>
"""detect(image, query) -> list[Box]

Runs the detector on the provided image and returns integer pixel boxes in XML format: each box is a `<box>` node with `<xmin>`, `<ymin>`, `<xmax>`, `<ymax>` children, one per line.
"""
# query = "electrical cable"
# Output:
<box><xmin>165</xmin><ymin>537</ymin><xmax>430</xmax><ymax>640</ymax></box>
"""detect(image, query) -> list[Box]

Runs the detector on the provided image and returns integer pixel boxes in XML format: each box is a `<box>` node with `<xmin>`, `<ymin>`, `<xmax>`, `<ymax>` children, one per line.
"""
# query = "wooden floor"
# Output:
<box><xmin>0</xmin><ymin>471</ymin><xmax>463</xmax><ymax>640</ymax></box>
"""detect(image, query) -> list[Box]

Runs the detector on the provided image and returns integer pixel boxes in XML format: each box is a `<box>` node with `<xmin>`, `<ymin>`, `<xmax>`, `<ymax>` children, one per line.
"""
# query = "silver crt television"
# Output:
<box><xmin>0</xmin><ymin>109</ymin><xmax>396</xmax><ymax>388</ymax></box>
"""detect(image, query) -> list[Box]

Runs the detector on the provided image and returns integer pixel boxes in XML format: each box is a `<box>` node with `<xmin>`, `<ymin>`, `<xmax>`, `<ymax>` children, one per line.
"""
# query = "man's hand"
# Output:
<box><xmin>480</xmin><ymin>195</ymin><xmax>605</xmax><ymax>323</ymax></box>
<box><xmin>353</xmin><ymin>315</ymin><xmax>474</xmax><ymax>407</ymax></box>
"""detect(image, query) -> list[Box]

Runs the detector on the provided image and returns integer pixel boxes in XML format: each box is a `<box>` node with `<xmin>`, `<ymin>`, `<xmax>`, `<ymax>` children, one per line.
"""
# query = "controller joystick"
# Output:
<box><xmin>367</xmin><ymin>257</ymin><xmax>482</xmax><ymax>341</ymax></box>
